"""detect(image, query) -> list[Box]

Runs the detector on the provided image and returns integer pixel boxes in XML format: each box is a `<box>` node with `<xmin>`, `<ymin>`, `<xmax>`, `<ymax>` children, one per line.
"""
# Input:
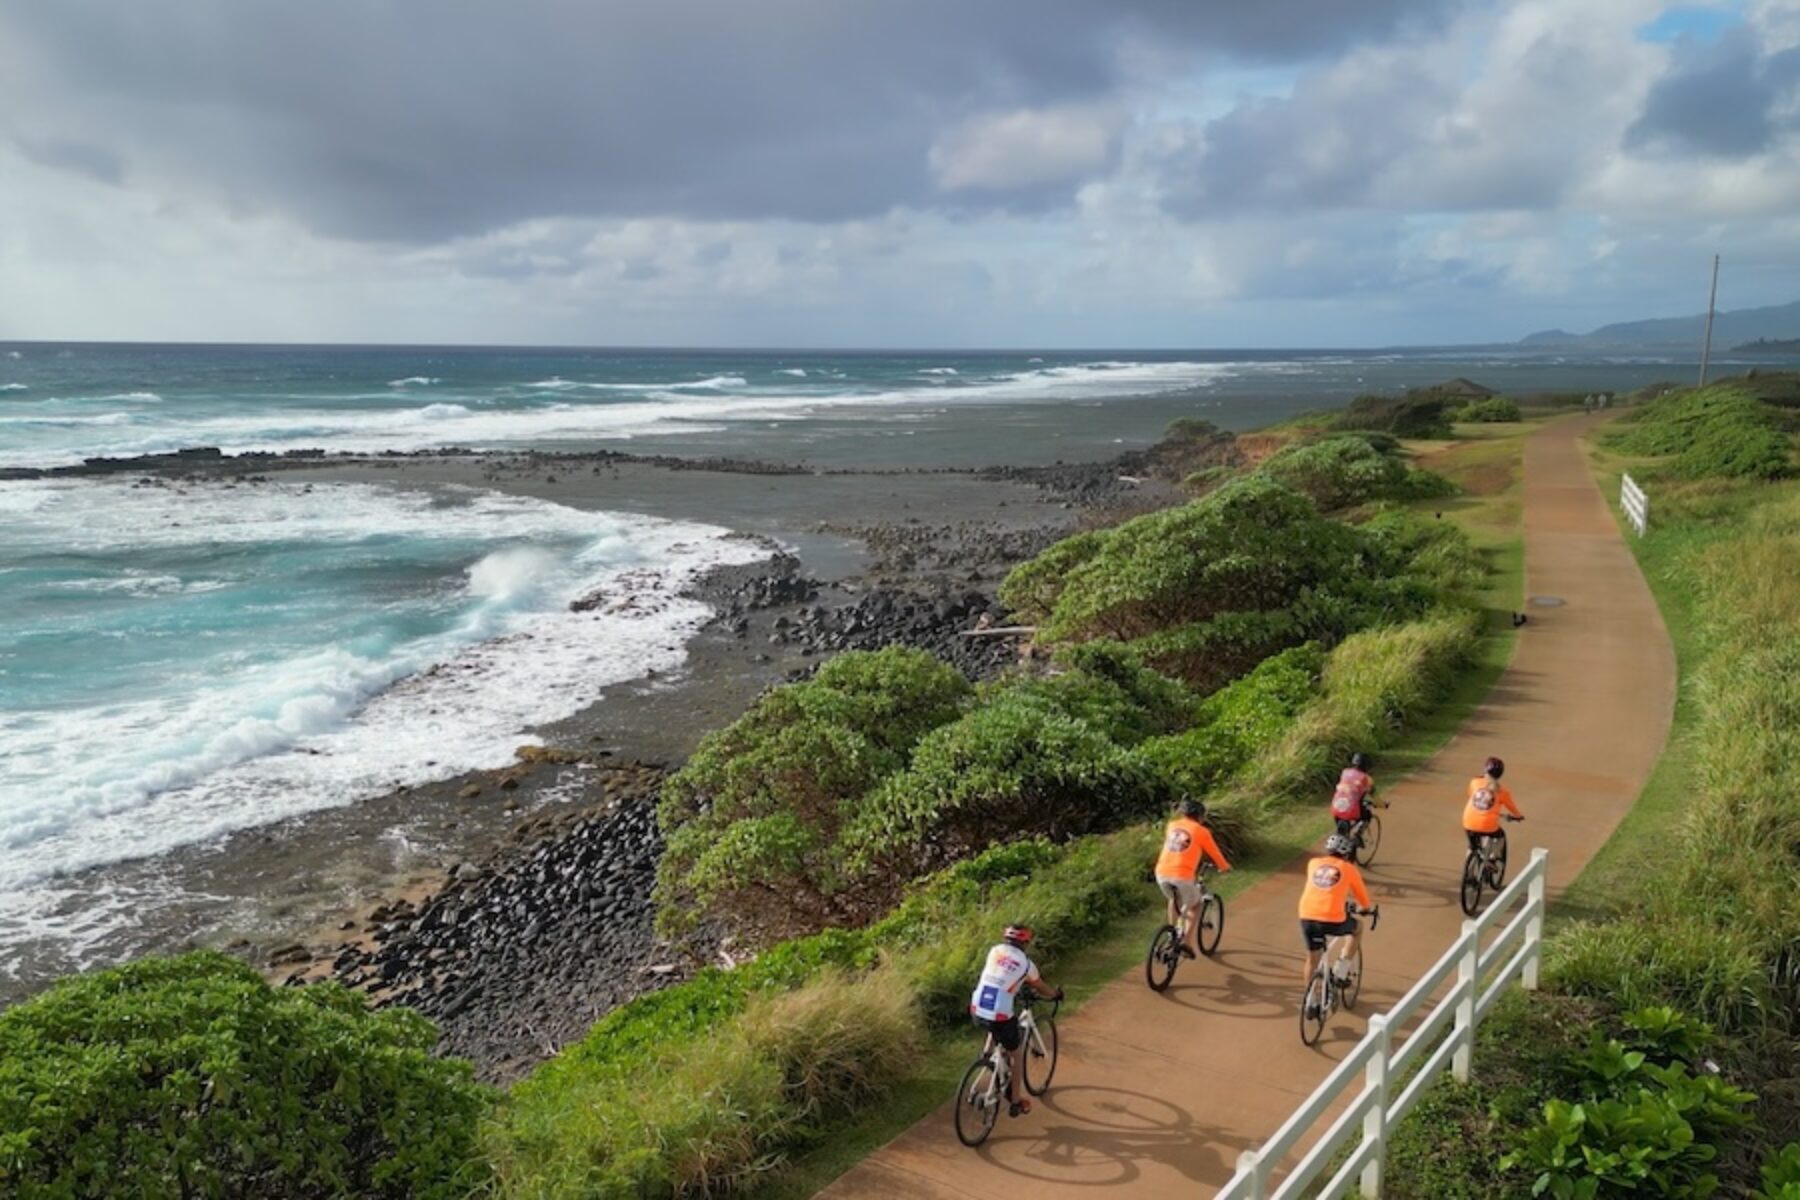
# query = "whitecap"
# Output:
<box><xmin>776</xmin><ymin>368</ymin><xmax>808</xmax><ymax>377</ymax></box>
<box><xmin>0</xmin><ymin>383</ymin><xmax>26</xmax><ymax>392</ymax></box>
<box><xmin>100</xmin><ymin>392</ymin><xmax>161</xmax><ymax>402</ymax></box>
<box><xmin>919</xmin><ymin>367</ymin><xmax>959</xmax><ymax>376</ymax></box>
<box><xmin>387</xmin><ymin>376</ymin><xmax>441</xmax><ymax>387</ymax></box>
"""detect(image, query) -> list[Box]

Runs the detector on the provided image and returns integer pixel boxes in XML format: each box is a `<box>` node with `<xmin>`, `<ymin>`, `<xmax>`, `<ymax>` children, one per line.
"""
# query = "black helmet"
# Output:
<box><xmin>1325</xmin><ymin>833</ymin><xmax>1357</xmax><ymax>859</ymax></box>
<box><xmin>1483</xmin><ymin>756</ymin><xmax>1505</xmax><ymax>779</ymax></box>
<box><xmin>1003</xmin><ymin>923</ymin><xmax>1034</xmax><ymax>947</ymax></box>
<box><xmin>1350</xmin><ymin>751</ymin><xmax>1371</xmax><ymax>770</ymax></box>
<box><xmin>1180</xmin><ymin>796</ymin><xmax>1206</xmax><ymax>820</ymax></box>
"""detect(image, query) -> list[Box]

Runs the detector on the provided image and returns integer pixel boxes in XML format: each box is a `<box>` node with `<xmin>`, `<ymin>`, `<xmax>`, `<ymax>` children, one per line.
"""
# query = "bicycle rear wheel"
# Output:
<box><xmin>953</xmin><ymin>1056</ymin><xmax>1002</xmax><ymax>1147</ymax></box>
<box><xmin>1340</xmin><ymin>944</ymin><xmax>1365</xmax><ymax>1010</ymax></box>
<box><xmin>1355</xmin><ymin>813</ymin><xmax>1382</xmax><ymax>866</ymax></box>
<box><xmin>1198</xmin><ymin>894</ymin><xmax>1225</xmax><ymax>957</ymax></box>
<box><xmin>1300</xmin><ymin>972</ymin><xmax>1329</xmax><ymax>1046</ymax></box>
<box><xmin>1023</xmin><ymin>1015</ymin><xmax>1059</xmax><ymax>1096</ymax></box>
<box><xmin>1459</xmin><ymin>852</ymin><xmax>1484</xmax><ymax>916</ymax></box>
<box><xmin>1145</xmin><ymin>925</ymin><xmax>1180</xmax><ymax>991</ymax></box>
<box><xmin>1488</xmin><ymin>833</ymin><xmax>1509</xmax><ymax>890</ymax></box>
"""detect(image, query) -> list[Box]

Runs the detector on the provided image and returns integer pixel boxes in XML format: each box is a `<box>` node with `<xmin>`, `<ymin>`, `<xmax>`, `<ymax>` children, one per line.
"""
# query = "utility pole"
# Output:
<box><xmin>1698</xmin><ymin>254</ymin><xmax>1720</xmax><ymax>388</ymax></box>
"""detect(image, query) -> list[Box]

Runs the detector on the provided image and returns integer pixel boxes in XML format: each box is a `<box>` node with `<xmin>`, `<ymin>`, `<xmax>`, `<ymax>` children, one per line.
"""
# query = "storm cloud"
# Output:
<box><xmin>1</xmin><ymin>0</ymin><xmax>1456</xmax><ymax>243</ymax></box>
<box><xmin>1626</xmin><ymin>27</ymin><xmax>1800</xmax><ymax>158</ymax></box>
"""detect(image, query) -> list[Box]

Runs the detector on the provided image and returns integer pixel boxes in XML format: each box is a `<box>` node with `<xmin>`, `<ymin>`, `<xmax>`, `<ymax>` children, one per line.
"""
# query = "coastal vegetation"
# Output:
<box><xmin>1452</xmin><ymin>396</ymin><xmax>1522</xmax><ymax>423</ymax></box>
<box><xmin>0</xmin><ymin>953</ymin><xmax>490</xmax><ymax>1198</ymax></box>
<box><xmin>1382</xmin><ymin>377</ymin><xmax>1800</xmax><ymax>1197</ymax></box>
<box><xmin>0</xmin><ymin>388</ymin><xmax>1535</xmax><ymax>1197</ymax></box>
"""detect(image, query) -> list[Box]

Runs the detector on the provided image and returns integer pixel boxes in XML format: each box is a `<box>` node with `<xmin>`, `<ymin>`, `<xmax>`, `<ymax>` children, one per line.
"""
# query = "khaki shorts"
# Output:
<box><xmin>1156</xmin><ymin>875</ymin><xmax>1203</xmax><ymax>911</ymax></box>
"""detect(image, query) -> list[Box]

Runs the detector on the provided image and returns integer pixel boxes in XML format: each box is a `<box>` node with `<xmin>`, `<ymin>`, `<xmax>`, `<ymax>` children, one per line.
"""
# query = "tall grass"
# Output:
<box><xmin>1547</xmin><ymin>487</ymin><xmax>1800</xmax><ymax>1033</ymax></box>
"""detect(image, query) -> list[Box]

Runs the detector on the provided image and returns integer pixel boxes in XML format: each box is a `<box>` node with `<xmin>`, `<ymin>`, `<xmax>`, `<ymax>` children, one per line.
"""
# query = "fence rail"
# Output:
<box><xmin>1217</xmin><ymin>847</ymin><xmax>1550</xmax><ymax>1200</ymax></box>
<box><xmin>1621</xmin><ymin>473</ymin><xmax>1649</xmax><ymax>536</ymax></box>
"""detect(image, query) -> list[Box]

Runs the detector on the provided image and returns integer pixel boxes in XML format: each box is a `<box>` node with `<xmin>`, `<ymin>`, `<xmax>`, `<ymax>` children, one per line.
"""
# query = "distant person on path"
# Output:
<box><xmin>1329</xmin><ymin>751</ymin><xmax>1382</xmax><ymax>835</ymax></box>
<box><xmin>968</xmin><ymin>924</ymin><xmax>1063</xmax><ymax>1117</ymax></box>
<box><xmin>1154</xmin><ymin>797</ymin><xmax>1232</xmax><ymax>959</ymax></box>
<box><xmin>1462</xmin><ymin>755</ymin><xmax>1523</xmax><ymax>855</ymax></box>
<box><xmin>1297</xmin><ymin>834</ymin><xmax>1373</xmax><ymax>993</ymax></box>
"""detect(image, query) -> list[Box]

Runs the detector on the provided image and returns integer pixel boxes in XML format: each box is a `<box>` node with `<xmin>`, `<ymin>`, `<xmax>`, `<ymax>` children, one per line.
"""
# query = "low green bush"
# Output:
<box><xmin>656</xmin><ymin>647</ymin><xmax>970</xmax><ymax>938</ymax></box>
<box><xmin>1337</xmin><ymin>392</ymin><xmax>1453</xmax><ymax>438</ymax></box>
<box><xmin>1610</xmin><ymin>385</ymin><xmax>1791</xmax><ymax>480</ymax></box>
<box><xmin>1138</xmin><ymin>643</ymin><xmax>1323</xmax><ymax>798</ymax></box>
<box><xmin>845</xmin><ymin>685</ymin><xmax>1166</xmax><ymax>875</ymax></box>
<box><xmin>1260</xmin><ymin>434</ymin><xmax>1455</xmax><ymax>511</ymax></box>
<box><xmin>1455</xmin><ymin>397</ymin><xmax>1522</xmax><ymax>423</ymax></box>
<box><xmin>0</xmin><ymin>952</ymin><xmax>490</xmax><ymax>1199</ymax></box>
<box><xmin>1755</xmin><ymin>1143</ymin><xmax>1800</xmax><ymax>1199</ymax></box>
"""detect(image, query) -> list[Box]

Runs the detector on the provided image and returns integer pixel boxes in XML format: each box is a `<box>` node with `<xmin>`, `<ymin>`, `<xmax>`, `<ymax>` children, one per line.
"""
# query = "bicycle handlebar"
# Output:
<box><xmin>1502</xmin><ymin>814</ymin><xmax>1524</xmax><ymax>823</ymax></box>
<box><xmin>1353</xmin><ymin>905</ymin><xmax>1381</xmax><ymax>930</ymax></box>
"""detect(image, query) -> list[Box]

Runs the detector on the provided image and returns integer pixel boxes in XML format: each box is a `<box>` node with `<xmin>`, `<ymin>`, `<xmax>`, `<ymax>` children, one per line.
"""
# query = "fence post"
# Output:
<box><xmin>1452</xmin><ymin>920</ymin><xmax>1479</xmax><ymax>1083</ymax></box>
<box><xmin>1523</xmin><ymin>849</ymin><xmax>1549</xmax><ymax>991</ymax></box>
<box><xmin>1235</xmin><ymin>1147</ymin><xmax>1264</xmax><ymax>1199</ymax></box>
<box><xmin>1360</xmin><ymin>1013</ymin><xmax>1392</xmax><ymax>1198</ymax></box>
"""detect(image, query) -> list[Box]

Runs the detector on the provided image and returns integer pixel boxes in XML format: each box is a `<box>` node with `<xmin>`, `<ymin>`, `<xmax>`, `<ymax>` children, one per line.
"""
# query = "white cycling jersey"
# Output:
<box><xmin>969</xmin><ymin>942</ymin><xmax>1039</xmax><ymax>1021</ymax></box>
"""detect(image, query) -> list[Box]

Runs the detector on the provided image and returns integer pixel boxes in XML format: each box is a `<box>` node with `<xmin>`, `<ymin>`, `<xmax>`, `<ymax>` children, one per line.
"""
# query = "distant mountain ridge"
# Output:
<box><xmin>1520</xmin><ymin>298</ymin><xmax>1800</xmax><ymax>349</ymax></box>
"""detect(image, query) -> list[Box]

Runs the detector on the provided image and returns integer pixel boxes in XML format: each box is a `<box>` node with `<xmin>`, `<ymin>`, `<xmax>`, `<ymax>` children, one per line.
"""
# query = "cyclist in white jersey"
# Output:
<box><xmin>968</xmin><ymin>923</ymin><xmax>1063</xmax><ymax>1115</ymax></box>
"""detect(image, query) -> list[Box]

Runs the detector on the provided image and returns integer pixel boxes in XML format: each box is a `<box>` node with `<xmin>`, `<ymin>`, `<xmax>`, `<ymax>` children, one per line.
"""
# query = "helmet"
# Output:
<box><xmin>1483</xmin><ymin>756</ymin><xmax>1505</xmax><ymax>779</ymax></box>
<box><xmin>1180</xmin><ymin>796</ymin><xmax>1206</xmax><ymax>820</ymax></box>
<box><xmin>1350</xmin><ymin>751</ymin><xmax>1371</xmax><ymax>770</ymax></box>
<box><xmin>1003</xmin><ymin>924</ymin><xmax>1034</xmax><ymax>947</ymax></box>
<box><xmin>1325</xmin><ymin>833</ymin><xmax>1357</xmax><ymax>859</ymax></box>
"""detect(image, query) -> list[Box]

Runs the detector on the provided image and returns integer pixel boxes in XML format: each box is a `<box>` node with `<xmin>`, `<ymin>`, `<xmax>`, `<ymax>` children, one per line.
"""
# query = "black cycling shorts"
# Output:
<box><xmin>976</xmin><ymin>1015</ymin><xmax>1023</xmax><ymax>1050</ymax></box>
<box><xmin>1299</xmin><ymin>916</ymin><xmax>1358</xmax><ymax>952</ymax></box>
<box><xmin>1467</xmin><ymin>828</ymin><xmax>1505</xmax><ymax>855</ymax></box>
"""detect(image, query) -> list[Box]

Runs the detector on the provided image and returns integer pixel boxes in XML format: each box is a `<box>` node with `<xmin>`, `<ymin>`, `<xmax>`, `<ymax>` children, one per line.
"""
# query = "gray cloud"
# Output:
<box><xmin>1</xmin><ymin>0</ymin><xmax>1456</xmax><ymax>243</ymax></box>
<box><xmin>1625</xmin><ymin>29</ymin><xmax>1800</xmax><ymax>158</ymax></box>
<box><xmin>14</xmin><ymin>136</ymin><xmax>124</xmax><ymax>186</ymax></box>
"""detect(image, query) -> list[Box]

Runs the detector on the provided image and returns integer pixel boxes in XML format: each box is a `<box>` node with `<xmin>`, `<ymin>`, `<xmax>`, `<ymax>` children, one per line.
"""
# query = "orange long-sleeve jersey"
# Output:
<box><xmin>1155</xmin><ymin>817</ymin><xmax>1230</xmax><ymax>878</ymax></box>
<box><xmin>1462</xmin><ymin>777</ymin><xmax>1521</xmax><ymax>834</ymax></box>
<box><xmin>1297</xmin><ymin>856</ymin><xmax>1371</xmax><ymax>921</ymax></box>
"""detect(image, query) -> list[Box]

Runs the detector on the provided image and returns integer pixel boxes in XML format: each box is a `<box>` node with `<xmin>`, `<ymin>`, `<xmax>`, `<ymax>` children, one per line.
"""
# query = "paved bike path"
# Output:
<box><xmin>817</xmin><ymin>415</ymin><xmax>1676</xmax><ymax>1197</ymax></box>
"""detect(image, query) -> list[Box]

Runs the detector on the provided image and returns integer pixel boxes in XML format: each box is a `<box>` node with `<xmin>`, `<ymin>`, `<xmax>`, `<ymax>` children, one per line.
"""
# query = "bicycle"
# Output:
<box><xmin>1299</xmin><ymin>906</ymin><xmax>1379</xmax><ymax>1047</ymax></box>
<box><xmin>1145</xmin><ymin>864</ymin><xmax>1225</xmax><ymax>991</ymax></box>
<box><xmin>1459</xmin><ymin>815</ymin><xmax>1524</xmax><ymax>916</ymax></box>
<box><xmin>953</xmin><ymin>994</ymin><xmax>1061</xmax><ymax>1147</ymax></box>
<box><xmin>1341</xmin><ymin>798</ymin><xmax>1389</xmax><ymax>867</ymax></box>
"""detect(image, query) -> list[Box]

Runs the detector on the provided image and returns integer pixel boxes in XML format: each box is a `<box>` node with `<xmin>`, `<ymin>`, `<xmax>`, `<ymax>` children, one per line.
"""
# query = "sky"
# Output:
<box><xmin>1</xmin><ymin>0</ymin><xmax>1797</xmax><ymax>349</ymax></box>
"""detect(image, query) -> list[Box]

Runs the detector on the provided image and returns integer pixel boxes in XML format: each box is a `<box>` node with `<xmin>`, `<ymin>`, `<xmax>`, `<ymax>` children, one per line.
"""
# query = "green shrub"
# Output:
<box><xmin>657</xmin><ymin>647</ymin><xmax>970</xmax><ymax>938</ymax></box>
<box><xmin>0</xmin><ymin>952</ymin><xmax>489</xmax><ymax>1199</ymax></box>
<box><xmin>1260</xmin><ymin>434</ymin><xmax>1453</xmax><ymax>511</ymax></box>
<box><xmin>1456</xmin><ymin>397</ymin><xmax>1522</xmax><ymax>423</ymax></box>
<box><xmin>1611</xmin><ymin>385</ymin><xmax>1791</xmax><ymax>480</ymax></box>
<box><xmin>1337</xmin><ymin>392</ymin><xmax>1453</xmax><ymax>438</ymax></box>
<box><xmin>1137</xmin><ymin>643</ymin><xmax>1323</xmax><ymax>797</ymax></box>
<box><xmin>1053</xmin><ymin>641</ymin><xmax>1201</xmax><ymax>734</ymax></box>
<box><xmin>997</xmin><ymin>529</ymin><xmax>1107</xmax><ymax>626</ymax></box>
<box><xmin>1500</xmin><ymin>1092</ymin><xmax>1724</xmax><ymax>1199</ymax></box>
<box><xmin>1755</xmin><ymin>1143</ymin><xmax>1800</xmax><ymax>1199</ymax></box>
<box><xmin>845</xmin><ymin>687</ymin><xmax>1166</xmax><ymax>875</ymax></box>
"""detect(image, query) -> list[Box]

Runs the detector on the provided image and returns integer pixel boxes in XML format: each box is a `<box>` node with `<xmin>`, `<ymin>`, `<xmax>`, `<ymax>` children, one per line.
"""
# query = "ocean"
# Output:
<box><xmin>0</xmin><ymin>341</ymin><xmax>1743</xmax><ymax>979</ymax></box>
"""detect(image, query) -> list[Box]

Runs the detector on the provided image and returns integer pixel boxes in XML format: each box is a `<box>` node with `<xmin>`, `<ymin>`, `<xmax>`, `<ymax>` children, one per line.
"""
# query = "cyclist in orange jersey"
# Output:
<box><xmin>1297</xmin><ymin>833</ymin><xmax>1374</xmax><ymax>989</ymax></box>
<box><xmin>1463</xmin><ymin>755</ymin><xmax>1523</xmax><ymax>853</ymax></box>
<box><xmin>1154</xmin><ymin>796</ymin><xmax>1232</xmax><ymax>958</ymax></box>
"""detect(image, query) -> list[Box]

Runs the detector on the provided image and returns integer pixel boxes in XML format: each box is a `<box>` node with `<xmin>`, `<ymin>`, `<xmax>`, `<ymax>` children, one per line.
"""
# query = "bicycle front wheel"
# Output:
<box><xmin>1198</xmin><ymin>894</ymin><xmax>1224</xmax><ymax>956</ymax></box>
<box><xmin>953</xmin><ymin>1056</ymin><xmax>1002</xmax><ymax>1147</ymax></box>
<box><xmin>1300</xmin><ymin>972</ymin><xmax>1329</xmax><ymax>1046</ymax></box>
<box><xmin>1459</xmin><ymin>853</ymin><xmax>1484</xmax><ymax>916</ymax></box>
<box><xmin>1355</xmin><ymin>813</ymin><xmax>1382</xmax><ymax>867</ymax></box>
<box><xmin>1145</xmin><ymin>925</ymin><xmax>1180</xmax><ymax>991</ymax></box>
<box><xmin>1023</xmin><ymin>1016</ymin><xmax>1059</xmax><ymax>1096</ymax></box>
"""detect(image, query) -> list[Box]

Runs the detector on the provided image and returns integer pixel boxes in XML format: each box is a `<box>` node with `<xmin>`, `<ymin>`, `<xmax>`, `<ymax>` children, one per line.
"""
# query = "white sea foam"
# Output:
<box><xmin>101</xmin><ymin>391</ymin><xmax>161</xmax><ymax>402</ymax></box>
<box><xmin>776</xmin><ymin>367</ymin><xmax>807</xmax><ymax>377</ymax></box>
<box><xmin>6</xmin><ymin>351</ymin><xmax>20</xmax><ymax>359</ymax></box>
<box><xmin>0</xmin><ymin>358</ymin><xmax>1248</xmax><ymax>468</ymax></box>
<box><xmin>0</xmin><ymin>480</ymin><xmax>769</xmax><ymax>924</ymax></box>
<box><xmin>919</xmin><ymin>367</ymin><xmax>959</xmax><ymax>376</ymax></box>
<box><xmin>387</xmin><ymin>376</ymin><xmax>441</xmax><ymax>387</ymax></box>
<box><xmin>0</xmin><ymin>383</ymin><xmax>26</xmax><ymax>391</ymax></box>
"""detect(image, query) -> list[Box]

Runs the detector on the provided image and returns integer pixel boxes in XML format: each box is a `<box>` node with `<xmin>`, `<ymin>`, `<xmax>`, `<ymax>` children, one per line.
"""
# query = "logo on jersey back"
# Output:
<box><xmin>1472</xmin><ymin>786</ymin><xmax>1497</xmax><ymax>811</ymax></box>
<box><xmin>1311</xmin><ymin>863</ymin><xmax>1343</xmax><ymax>889</ymax></box>
<box><xmin>1165</xmin><ymin>827</ymin><xmax>1193</xmax><ymax>852</ymax></box>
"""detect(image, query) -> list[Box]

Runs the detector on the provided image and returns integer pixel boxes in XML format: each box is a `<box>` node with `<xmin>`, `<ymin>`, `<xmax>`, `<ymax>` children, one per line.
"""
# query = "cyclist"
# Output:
<box><xmin>968</xmin><ymin>923</ymin><xmax>1063</xmax><ymax>1117</ymax></box>
<box><xmin>1330</xmin><ymin>751</ymin><xmax>1385</xmax><ymax>837</ymax></box>
<box><xmin>1154</xmin><ymin>796</ymin><xmax>1232</xmax><ymax>959</ymax></box>
<box><xmin>1297</xmin><ymin>834</ymin><xmax>1375</xmax><ymax>1007</ymax></box>
<box><xmin>1463</xmin><ymin>755</ymin><xmax>1523</xmax><ymax>856</ymax></box>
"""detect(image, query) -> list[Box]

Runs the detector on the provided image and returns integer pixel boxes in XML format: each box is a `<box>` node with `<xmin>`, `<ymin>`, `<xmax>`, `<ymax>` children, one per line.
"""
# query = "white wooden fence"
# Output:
<box><xmin>1621</xmin><ymin>473</ymin><xmax>1649</xmax><ymax>537</ymax></box>
<box><xmin>1216</xmin><ymin>847</ymin><xmax>1550</xmax><ymax>1200</ymax></box>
